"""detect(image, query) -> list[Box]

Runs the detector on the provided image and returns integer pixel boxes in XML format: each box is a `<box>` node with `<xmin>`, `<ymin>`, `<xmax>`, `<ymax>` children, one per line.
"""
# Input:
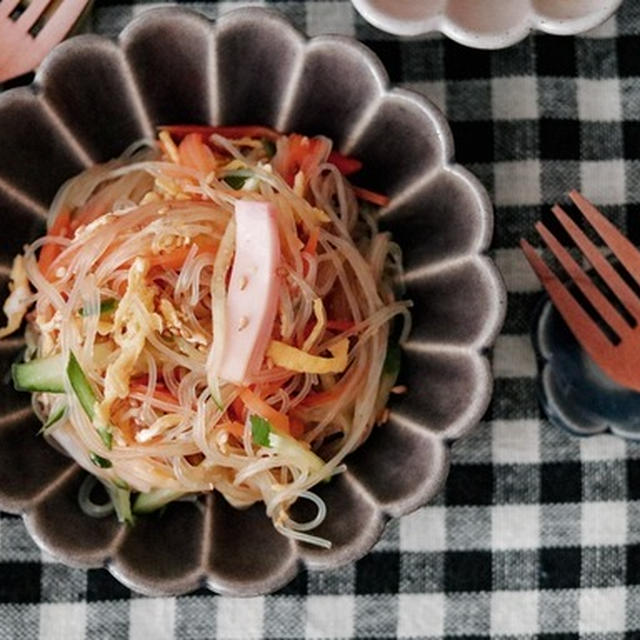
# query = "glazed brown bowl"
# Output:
<box><xmin>0</xmin><ymin>7</ymin><xmax>505</xmax><ymax>596</ymax></box>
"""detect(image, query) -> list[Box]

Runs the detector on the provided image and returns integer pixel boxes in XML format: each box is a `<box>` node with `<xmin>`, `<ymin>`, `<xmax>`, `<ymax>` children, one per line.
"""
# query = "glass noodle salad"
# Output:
<box><xmin>1</xmin><ymin>125</ymin><xmax>411</xmax><ymax>547</ymax></box>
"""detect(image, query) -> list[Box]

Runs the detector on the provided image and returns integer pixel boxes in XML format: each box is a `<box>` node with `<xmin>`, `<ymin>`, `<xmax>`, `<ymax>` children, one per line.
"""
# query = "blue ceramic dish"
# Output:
<box><xmin>533</xmin><ymin>296</ymin><xmax>640</xmax><ymax>439</ymax></box>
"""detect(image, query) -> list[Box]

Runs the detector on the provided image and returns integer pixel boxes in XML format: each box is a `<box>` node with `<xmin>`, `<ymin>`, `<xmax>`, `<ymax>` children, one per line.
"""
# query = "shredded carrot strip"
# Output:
<box><xmin>352</xmin><ymin>186</ymin><xmax>390</xmax><ymax>207</ymax></box>
<box><xmin>327</xmin><ymin>151</ymin><xmax>362</xmax><ymax>176</ymax></box>
<box><xmin>215</xmin><ymin>421</ymin><xmax>246</xmax><ymax>440</ymax></box>
<box><xmin>255</xmin><ymin>380</ymin><xmax>289</xmax><ymax>400</ymax></box>
<box><xmin>301</xmin><ymin>380</ymin><xmax>349</xmax><ymax>408</ymax></box>
<box><xmin>240</xmin><ymin>387</ymin><xmax>290</xmax><ymax>434</ymax></box>
<box><xmin>289</xmin><ymin>416</ymin><xmax>305</xmax><ymax>439</ymax></box>
<box><xmin>231</xmin><ymin>397</ymin><xmax>247</xmax><ymax>423</ymax></box>
<box><xmin>326</xmin><ymin>320</ymin><xmax>355</xmax><ymax>332</ymax></box>
<box><xmin>147</xmin><ymin>241</ymin><xmax>218</xmax><ymax>270</ymax></box>
<box><xmin>117</xmin><ymin>419</ymin><xmax>137</xmax><ymax>445</ymax></box>
<box><xmin>178</xmin><ymin>133</ymin><xmax>218</xmax><ymax>174</ymax></box>
<box><xmin>70</xmin><ymin>188</ymin><xmax>116</xmax><ymax>232</ymax></box>
<box><xmin>159</xmin><ymin>124</ymin><xmax>280</xmax><ymax>141</ymax></box>
<box><xmin>303</xmin><ymin>227</ymin><xmax>320</xmax><ymax>256</ymax></box>
<box><xmin>275</xmin><ymin>134</ymin><xmax>331</xmax><ymax>187</ymax></box>
<box><xmin>130</xmin><ymin>383</ymin><xmax>180</xmax><ymax>406</ymax></box>
<box><xmin>38</xmin><ymin>209</ymin><xmax>71</xmax><ymax>276</ymax></box>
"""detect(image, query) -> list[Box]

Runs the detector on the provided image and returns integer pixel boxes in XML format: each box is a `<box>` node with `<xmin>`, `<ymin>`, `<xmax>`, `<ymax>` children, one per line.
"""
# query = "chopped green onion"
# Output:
<box><xmin>251</xmin><ymin>415</ymin><xmax>272</xmax><ymax>447</ymax></box>
<box><xmin>262</xmin><ymin>138</ymin><xmax>276</xmax><ymax>158</ymax></box>
<box><xmin>90</xmin><ymin>452</ymin><xmax>112</xmax><ymax>469</ymax></box>
<box><xmin>223</xmin><ymin>174</ymin><xmax>248</xmax><ymax>190</ymax></box>
<box><xmin>79</xmin><ymin>298</ymin><xmax>118</xmax><ymax>317</ymax></box>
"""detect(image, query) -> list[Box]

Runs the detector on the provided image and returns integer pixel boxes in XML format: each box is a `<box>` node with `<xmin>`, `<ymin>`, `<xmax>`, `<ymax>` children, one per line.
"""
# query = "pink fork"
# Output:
<box><xmin>0</xmin><ymin>0</ymin><xmax>89</xmax><ymax>83</ymax></box>
<box><xmin>521</xmin><ymin>191</ymin><xmax>640</xmax><ymax>393</ymax></box>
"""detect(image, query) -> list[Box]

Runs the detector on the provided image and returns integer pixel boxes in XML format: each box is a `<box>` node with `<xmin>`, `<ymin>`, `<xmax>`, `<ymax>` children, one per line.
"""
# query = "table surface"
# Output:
<box><xmin>2</xmin><ymin>0</ymin><xmax>640</xmax><ymax>638</ymax></box>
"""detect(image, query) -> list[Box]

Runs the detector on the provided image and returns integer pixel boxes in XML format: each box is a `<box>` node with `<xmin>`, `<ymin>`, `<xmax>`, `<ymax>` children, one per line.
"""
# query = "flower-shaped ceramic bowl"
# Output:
<box><xmin>351</xmin><ymin>0</ymin><xmax>623</xmax><ymax>49</ymax></box>
<box><xmin>0</xmin><ymin>7</ymin><xmax>505</xmax><ymax>595</ymax></box>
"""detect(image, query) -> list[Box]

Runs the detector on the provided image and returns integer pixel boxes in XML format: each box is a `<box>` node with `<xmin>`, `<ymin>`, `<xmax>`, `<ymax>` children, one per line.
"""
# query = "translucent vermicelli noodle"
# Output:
<box><xmin>2</xmin><ymin>125</ymin><xmax>411</xmax><ymax>547</ymax></box>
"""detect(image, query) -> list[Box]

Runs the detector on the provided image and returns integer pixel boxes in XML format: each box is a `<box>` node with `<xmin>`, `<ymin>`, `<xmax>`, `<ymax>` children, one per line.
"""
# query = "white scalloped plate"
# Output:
<box><xmin>351</xmin><ymin>0</ymin><xmax>623</xmax><ymax>49</ymax></box>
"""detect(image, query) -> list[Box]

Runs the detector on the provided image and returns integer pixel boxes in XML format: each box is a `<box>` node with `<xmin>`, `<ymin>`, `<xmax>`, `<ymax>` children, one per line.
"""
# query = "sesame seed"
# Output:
<box><xmin>391</xmin><ymin>385</ymin><xmax>408</xmax><ymax>395</ymax></box>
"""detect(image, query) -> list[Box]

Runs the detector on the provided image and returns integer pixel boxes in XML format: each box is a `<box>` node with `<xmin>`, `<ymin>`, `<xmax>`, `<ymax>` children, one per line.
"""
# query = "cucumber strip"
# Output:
<box><xmin>97</xmin><ymin>427</ymin><xmax>113</xmax><ymax>449</ymax></box>
<box><xmin>250</xmin><ymin>414</ymin><xmax>325</xmax><ymax>473</ymax></box>
<box><xmin>133</xmin><ymin>489</ymin><xmax>187</xmax><ymax>514</ymax></box>
<box><xmin>106</xmin><ymin>484</ymin><xmax>134</xmax><ymax>525</ymax></box>
<box><xmin>12</xmin><ymin>354</ymin><xmax>66</xmax><ymax>392</ymax></box>
<box><xmin>67</xmin><ymin>352</ymin><xmax>114</xmax><ymax>449</ymax></box>
<box><xmin>268</xmin><ymin>431</ymin><xmax>325</xmax><ymax>473</ymax></box>
<box><xmin>67</xmin><ymin>351</ymin><xmax>97</xmax><ymax>419</ymax></box>
<box><xmin>38</xmin><ymin>404</ymin><xmax>67</xmax><ymax>434</ymax></box>
<box><xmin>375</xmin><ymin>341</ymin><xmax>402</xmax><ymax>416</ymax></box>
<box><xmin>112</xmin><ymin>477</ymin><xmax>130</xmax><ymax>491</ymax></box>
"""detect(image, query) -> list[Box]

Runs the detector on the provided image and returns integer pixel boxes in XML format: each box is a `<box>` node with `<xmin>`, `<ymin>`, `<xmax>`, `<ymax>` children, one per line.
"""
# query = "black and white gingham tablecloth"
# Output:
<box><xmin>2</xmin><ymin>0</ymin><xmax>640</xmax><ymax>638</ymax></box>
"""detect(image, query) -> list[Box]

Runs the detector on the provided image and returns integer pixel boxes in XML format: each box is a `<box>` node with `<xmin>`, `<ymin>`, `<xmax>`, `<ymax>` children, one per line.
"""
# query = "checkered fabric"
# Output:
<box><xmin>2</xmin><ymin>0</ymin><xmax>640</xmax><ymax>638</ymax></box>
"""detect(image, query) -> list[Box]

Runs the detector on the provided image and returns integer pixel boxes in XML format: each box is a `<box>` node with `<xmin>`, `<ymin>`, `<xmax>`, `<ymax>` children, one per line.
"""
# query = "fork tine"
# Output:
<box><xmin>570</xmin><ymin>190</ymin><xmax>640</xmax><ymax>288</ymax></box>
<box><xmin>0</xmin><ymin>0</ymin><xmax>22</xmax><ymax>20</ymax></box>
<box><xmin>535</xmin><ymin>220</ymin><xmax>630</xmax><ymax>338</ymax></box>
<box><xmin>520</xmin><ymin>239</ymin><xmax>613</xmax><ymax>358</ymax></box>
<box><xmin>551</xmin><ymin>203</ymin><xmax>640</xmax><ymax>322</ymax></box>
<box><xmin>16</xmin><ymin>0</ymin><xmax>52</xmax><ymax>31</ymax></box>
<box><xmin>36</xmin><ymin>0</ymin><xmax>86</xmax><ymax>43</ymax></box>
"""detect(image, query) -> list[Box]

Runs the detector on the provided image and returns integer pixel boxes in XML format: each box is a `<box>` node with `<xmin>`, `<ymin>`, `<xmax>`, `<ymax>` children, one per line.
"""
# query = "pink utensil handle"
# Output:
<box><xmin>0</xmin><ymin>0</ymin><xmax>50</xmax><ymax>71</ymax></box>
<box><xmin>0</xmin><ymin>0</ymin><xmax>88</xmax><ymax>82</ymax></box>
